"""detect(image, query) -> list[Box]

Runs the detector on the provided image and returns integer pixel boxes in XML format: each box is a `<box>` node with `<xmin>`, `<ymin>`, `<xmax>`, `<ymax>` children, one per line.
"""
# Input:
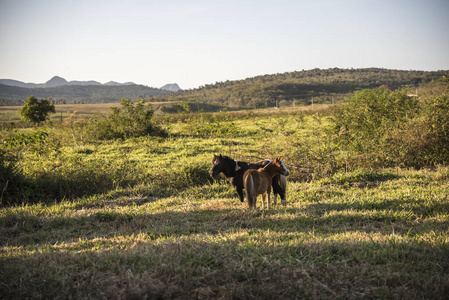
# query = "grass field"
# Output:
<box><xmin>0</xmin><ymin>101</ymin><xmax>177</xmax><ymax>123</ymax></box>
<box><xmin>1</xmin><ymin>104</ymin><xmax>448</xmax><ymax>299</ymax></box>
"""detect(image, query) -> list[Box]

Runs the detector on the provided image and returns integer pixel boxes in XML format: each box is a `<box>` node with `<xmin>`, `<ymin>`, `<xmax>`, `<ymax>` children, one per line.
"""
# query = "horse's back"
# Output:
<box><xmin>243</xmin><ymin>169</ymin><xmax>258</xmax><ymax>189</ymax></box>
<box><xmin>243</xmin><ymin>169</ymin><xmax>257</xmax><ymax>185</ymax></box>
<box><xmin>244</xmin><ymin>169</ymin><xmax>270</xmax><ymax>195</ymax></box>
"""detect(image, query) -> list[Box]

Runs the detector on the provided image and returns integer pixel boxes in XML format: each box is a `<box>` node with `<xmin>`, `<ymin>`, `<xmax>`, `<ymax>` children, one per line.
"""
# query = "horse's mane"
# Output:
<box><xmin>221</xmin><ymin>155</ymin><xmax>235</xmax><ymax>162</ymax></box>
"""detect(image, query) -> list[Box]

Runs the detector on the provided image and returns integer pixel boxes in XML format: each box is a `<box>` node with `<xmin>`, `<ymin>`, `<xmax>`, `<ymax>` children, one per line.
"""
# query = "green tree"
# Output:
<box><xmin>19</xmin><ymin>96</ymin><xmax>55</xmax><ymax>125</ymax></box>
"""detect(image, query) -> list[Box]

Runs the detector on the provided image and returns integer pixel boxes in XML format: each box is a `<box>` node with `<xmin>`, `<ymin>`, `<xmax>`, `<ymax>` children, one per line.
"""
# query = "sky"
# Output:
<box><xmin>1</xmin><ymin>0</ymin><xmax>448</xmax><ymax>90</ymax></box>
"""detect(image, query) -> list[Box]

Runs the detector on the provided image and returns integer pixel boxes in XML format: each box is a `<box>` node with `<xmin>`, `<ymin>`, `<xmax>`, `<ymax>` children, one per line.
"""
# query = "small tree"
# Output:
<box><xmin>19</xmin><ymin>96</ymin><xmax>55</xmax><ymax>126</ymax></box>
<box><xmin>86</xmin><ymin>98</ymin><xmax>166</xmax><ymax>140</ymax></box>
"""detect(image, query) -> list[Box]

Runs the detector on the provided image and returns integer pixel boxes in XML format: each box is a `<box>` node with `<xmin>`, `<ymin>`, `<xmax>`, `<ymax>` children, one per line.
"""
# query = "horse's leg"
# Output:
<box><xmin>236</xmin><ymin>186</ymin><xmax>245</xmax><ymax>202</ymax></box>
<box><xmin>272</xmin><ymin>175</ymin><xmax>286</xmax><ymax>205</ymax></box>
<box><xmin>267</xmin><ymin>186</ymin><xmax>271</xmax><ymax>209</ymax></box>
<box><xmin>261</xmin><ymin>193</ymin><xmax>266</xmax><ymax>209</ymax></box>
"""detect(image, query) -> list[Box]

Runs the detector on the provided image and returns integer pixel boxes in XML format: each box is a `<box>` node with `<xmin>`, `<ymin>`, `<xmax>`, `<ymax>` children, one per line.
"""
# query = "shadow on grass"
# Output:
<box><xmin>1</xmin><ymin>209</ymin><xmax>448</xmax><ymax>300</ymax></box>
<box><xmin>2</xmin><ymin>163</ymin><xmax>213</xmax><ymax>207</ymax></box>
<box><xmin>2</xmin><ymin>201</ymin><xmax>448</xmax><ymax>248</ymax></box>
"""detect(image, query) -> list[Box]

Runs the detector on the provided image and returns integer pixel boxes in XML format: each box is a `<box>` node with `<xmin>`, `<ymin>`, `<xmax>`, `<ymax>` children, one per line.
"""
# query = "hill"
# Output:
<box><xmin>160</xmin><ymin>83</ymin><xmax>182</xmax><ymax>92</ymax></box>
<box><xmin>0</xmin><ymin>76</ymin><xmax>174</xmax><ymax>105</ymax></box>
<box><xmin>0</xmin><ymin>76</ymin><xmax>134</xmax><ymax>89</ymax></box>
<box><xmin>2</xmin><ymin>69</ymin><xmax>448</xmax><ymax>107</ymax></box>
<box><xmin>0</xmin><ymin>84</ymin><xmax>170</xmax><ymax>105</ymax></box>
<box><xmin>151</xmin><ymin>68</ymin><xmax>449</xmax><ymax>109</ymax></box>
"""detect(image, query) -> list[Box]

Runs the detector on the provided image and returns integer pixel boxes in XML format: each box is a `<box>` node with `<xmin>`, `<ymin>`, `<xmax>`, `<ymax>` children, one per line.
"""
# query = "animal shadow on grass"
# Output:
<box><xmin>2</xmin><ymin>203</ymin><xmax>447</xmax><ymax>248</ymax></box>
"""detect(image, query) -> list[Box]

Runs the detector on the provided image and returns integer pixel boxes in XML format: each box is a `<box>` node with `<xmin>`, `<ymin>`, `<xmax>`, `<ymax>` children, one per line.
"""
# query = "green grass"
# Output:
<box><xmin>1</xmin><ymin>107</ymin><xmax>448</xmax><ymax>299</ymax></box>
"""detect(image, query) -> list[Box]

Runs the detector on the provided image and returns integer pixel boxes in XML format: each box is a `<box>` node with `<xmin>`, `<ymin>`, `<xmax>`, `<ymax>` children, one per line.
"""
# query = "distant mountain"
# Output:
<box><xmin>104</xmin><ymin>81</ymin><xmax>136</xmax><ymax>86</ymax></box>
<box><xmin>0</xmin><ymin>79</ymin><xmax>43</xmax><ymax>88</ymax></box>
<box><xmin>69</xmin><ymin>80</ymin><xmax>102</xmax><ymax>86</ymax></box>
<box><xmin>0</xmin><ymin>76</ymin><xmax>137</xmax><ymax>89</ymax></box>
<box><xmin>45</xmin><ymin>76</ymin><xmax>68</xmax><ymax>88</ymax></box>
<box><xmin>0</xmin><ymin>77</ymin><xmax>173</xmax><ymax>105</ymax></box>
<box><xmin>160</xmin><ymin>83</ymin><xmax>182</xmax><ymax>92</ymax></box>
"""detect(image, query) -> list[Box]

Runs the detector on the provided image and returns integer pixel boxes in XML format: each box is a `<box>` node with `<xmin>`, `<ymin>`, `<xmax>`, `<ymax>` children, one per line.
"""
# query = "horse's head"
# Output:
<box><xmin>210</xmin><ymin>154</ymin><xmax>237</xmax><ymax>178</ymax></box>
<box><xmin>211</xmin><ymin>154</ymin><xmax>222</xmax><ymax>178</ymax></box>
<box><xmin>272</xmin><ymin>157</ymin><xmax>290</xmax><ymax>176</ymax></box>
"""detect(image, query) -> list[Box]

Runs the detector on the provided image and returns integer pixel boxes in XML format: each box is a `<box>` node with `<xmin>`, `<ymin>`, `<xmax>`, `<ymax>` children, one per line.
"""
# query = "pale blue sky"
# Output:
<box><xmin>1</xmin><ymin>0</ymin><xmax>448</xmax><ymax>89</ymax></box>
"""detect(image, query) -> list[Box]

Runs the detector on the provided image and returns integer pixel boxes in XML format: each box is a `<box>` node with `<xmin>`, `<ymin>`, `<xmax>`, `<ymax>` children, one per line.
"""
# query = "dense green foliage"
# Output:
<box><xmin>18</xmin><ymin>96</ymin><xmax>55</xmax><ymax>125</ymax></box>
<box><xmin>3</xmin><ymin>129</ymin><xmax>48</xmax><ymax>148</ymax></box>
<box><xmin>420</xmin><ymin>79</ymin><xmax>449</xmax><ymax>164</ymax></box>
<box><xmin>333</xmin><ymin>78</ymin><xmax>449</xmax><ymax>167</ymax></box>
<box><xmin>0</xmin><ymin>148</ymin><xmax>22</xmax><ymax>204</ymax></box>
<box><xmin>83</xmin><ymin>99</ymin><xmax>166</xmax><ymax>140</ymax></box>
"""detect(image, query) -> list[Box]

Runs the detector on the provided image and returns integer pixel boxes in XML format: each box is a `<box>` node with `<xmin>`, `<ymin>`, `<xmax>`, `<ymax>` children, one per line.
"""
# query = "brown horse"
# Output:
<box><xmin>243</xmin><ymin>157</ymin><xmax>290</xmax><ymax>209</ymax></box>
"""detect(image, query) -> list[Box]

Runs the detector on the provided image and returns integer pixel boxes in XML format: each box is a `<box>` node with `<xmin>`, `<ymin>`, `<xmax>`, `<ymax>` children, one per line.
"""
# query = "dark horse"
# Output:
<box><xmin>244</xmin><ymin>157</ymin><xmax>290</xmax><ymax>209</ymax></box>
<box><xmin>210</xmin><ymin>154</ymin><xmax>288</xmax><ymax>205</ymax></box>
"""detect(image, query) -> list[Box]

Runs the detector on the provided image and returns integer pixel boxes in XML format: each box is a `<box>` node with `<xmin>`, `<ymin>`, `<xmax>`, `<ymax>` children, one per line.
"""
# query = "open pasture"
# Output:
<box><xmin>1</xmin><ymin>103</ymin><xmax>122</xmax><ymax>122</ymax></box>
<box><xmin>0</xmin><ymin>101</ymin><xmax>177</xmax><ymax>123</ymax></box>
<box><xmin>1</xmin><ymin>104</ymin><xmax>448</xmax><ymax>299</ymax></box>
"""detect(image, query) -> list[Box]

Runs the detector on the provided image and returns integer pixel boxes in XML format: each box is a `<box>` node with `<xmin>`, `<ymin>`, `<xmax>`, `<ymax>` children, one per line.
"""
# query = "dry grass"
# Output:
<box><xmin>0</xmin><ymin>101</ymin><xmax>175</xmax><ymax>122</ymax></box>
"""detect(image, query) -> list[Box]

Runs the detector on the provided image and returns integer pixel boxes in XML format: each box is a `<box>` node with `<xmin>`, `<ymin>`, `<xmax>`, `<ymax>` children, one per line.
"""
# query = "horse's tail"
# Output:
<box><xmin>244</xmin><ymin>172</ymin><xmax>256</xmax><ymax>209</ymax></box>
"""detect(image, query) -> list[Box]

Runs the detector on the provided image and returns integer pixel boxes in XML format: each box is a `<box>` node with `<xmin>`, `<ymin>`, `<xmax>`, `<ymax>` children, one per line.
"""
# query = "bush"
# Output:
<box><xmin>0</xmin><ymin>148</ymin><xmax>23</xmax><ymax>205</ymax></box>
<box><xmin>332</xmin><ymin>81</ymin><xmax>449</xmax><ymax>167</ymax></box>
<box><xmin>421</xmin><ymin>88</ymin><xmax>449</xmax><ymax>164</ymax></box>
<box><xmin>86</xmin><ymin>99</ymin><xmax>166</xmax><ymax>140</ymax></box>
<box><xmin>3</xmin><ymin>130</ymin><xmax>48</xmax><ymax>147</ymax></box>
<box><xmin>333</xmin><ymin>87</ymin><xmax>419</xmax><ymax>153</ymax></box>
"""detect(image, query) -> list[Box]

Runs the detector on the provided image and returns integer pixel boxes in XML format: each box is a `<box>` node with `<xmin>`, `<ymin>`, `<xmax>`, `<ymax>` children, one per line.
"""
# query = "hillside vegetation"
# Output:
<box><xmin>150</xmin><ymin>68</ymin><xmax>449</xmax><ymax>109</ymax></box>
<box><xmin>0</xmin><ymin>84</ymin><xmax>169</xmax><ymax>105</ymax></box>
<box><xmin>1</xmin><ymin>78</ymin><xmax>448</xmax><ymax>299</ymax></box>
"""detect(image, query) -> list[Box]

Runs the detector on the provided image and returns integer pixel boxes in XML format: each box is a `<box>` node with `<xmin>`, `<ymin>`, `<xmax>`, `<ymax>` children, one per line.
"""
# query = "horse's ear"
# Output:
<box><xmin>219</xmin><ymin>154</ymin><xmax>222</xmax><ymax>159</ymax></box>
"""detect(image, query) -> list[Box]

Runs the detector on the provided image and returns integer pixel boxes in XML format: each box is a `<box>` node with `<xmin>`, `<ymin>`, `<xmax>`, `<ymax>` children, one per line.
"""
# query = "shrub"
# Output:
<box><xmin>86</xmin><ymin>99</ymin><xmax>166</xmax><ymax>140</ymax></box>
<box><xmin>421</xmin><ymin>88</ymin><xmax>449</xmax><ymax>164</ymax></box>
<box><xmin>0</xmin><ymin>148</ymin><xmax>23</xmax><ymax>205</ymax></box>
<box><xmin>333</xmin><ymin>87</ymin><xmax>420</xmax><ymax>154</ymax></box>
<box><xmin>3</xmin><ymin>129</ymin><xmax>48</xmax><ymax>148</ymax></box>
<box><xmin>332</xmin><ymin>81</ymin><xmax>449</xmax><ymax>167</ymax></box>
